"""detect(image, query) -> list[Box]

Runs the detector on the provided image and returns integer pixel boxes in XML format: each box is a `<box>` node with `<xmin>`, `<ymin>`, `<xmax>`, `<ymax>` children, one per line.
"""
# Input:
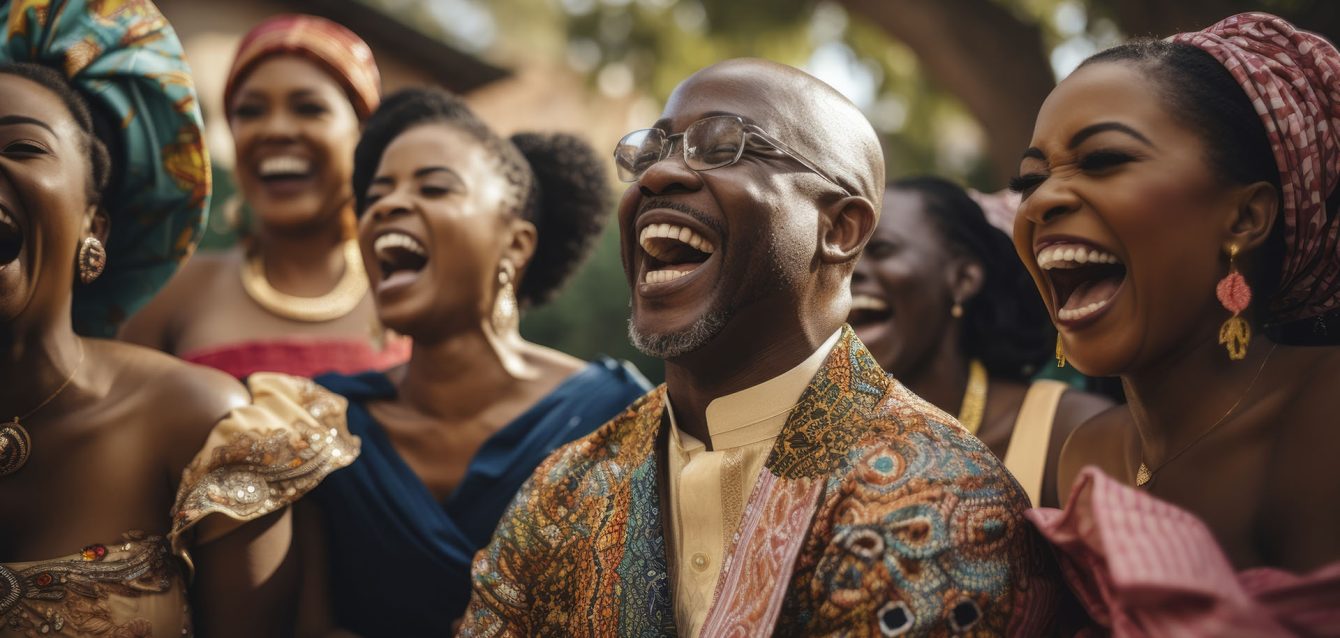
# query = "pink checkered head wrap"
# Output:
<box><xmin>1170</xmin><ymin>13</ymin><xmax>1340</xmax><ymax>322</ymax></box>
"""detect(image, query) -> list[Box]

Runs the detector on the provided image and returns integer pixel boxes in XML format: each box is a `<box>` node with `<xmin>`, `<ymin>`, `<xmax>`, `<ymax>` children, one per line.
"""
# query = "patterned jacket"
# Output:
<box><xmin>461</xmin><ymin>326</ymin><xmax>1061</xmax><ymax>636</ymax></box>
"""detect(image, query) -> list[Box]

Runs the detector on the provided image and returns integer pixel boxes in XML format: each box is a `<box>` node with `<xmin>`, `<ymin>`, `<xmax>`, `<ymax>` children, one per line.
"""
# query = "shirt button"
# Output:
<box><xmin>691</xmin><ymin>553</ymin><xmax>709</xmax><ymax>571</ymax></box>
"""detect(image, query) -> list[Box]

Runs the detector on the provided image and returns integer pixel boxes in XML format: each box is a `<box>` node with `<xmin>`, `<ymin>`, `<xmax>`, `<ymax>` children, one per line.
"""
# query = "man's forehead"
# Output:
<box><xmin>654</xmin><ymin>69</ymin><xmax>795</xmax><ymax>133</ymax></box>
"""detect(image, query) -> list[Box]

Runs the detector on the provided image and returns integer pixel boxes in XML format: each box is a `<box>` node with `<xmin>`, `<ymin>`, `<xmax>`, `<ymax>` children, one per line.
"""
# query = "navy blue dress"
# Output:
<box><xmin>311</xmin><ymin>358</ymin><xmax>650</xmax><ymax>637</ymax></box>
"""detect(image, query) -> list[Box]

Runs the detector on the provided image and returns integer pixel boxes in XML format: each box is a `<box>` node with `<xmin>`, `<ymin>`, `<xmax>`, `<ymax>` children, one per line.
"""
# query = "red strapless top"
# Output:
<box><xmin>182</xmin><ymin>337</ymin><xmax>411</xmax><ymax>379</ymax></box>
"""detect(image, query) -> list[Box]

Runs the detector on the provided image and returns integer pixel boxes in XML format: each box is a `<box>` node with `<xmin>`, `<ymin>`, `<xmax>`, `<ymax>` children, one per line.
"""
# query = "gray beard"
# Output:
<box><xmin>627</xmin><ymin>307</ymin><xmax>731</xmax><ymax>359</ymax></box>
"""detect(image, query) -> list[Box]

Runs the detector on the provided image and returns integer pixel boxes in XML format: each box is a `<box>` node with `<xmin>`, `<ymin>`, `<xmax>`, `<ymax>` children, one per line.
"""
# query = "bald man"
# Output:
<box><xmin>460</xmin><ymin>59</ymin><xmax>1060</xmax><ymax>636</ymax></box>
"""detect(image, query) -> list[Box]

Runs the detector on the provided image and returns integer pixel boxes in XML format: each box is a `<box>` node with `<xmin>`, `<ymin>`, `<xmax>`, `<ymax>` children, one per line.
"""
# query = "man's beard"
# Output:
<box><xmin>627</xmin><ymin>306</ymin><xmax>731</xmax><ymax>359</ymax></box>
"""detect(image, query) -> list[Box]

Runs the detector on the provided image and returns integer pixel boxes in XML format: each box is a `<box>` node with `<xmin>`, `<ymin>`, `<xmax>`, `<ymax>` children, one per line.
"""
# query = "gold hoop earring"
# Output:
<box><xmin>492</xmin><ymin>262</ymin><xmax>518</xmax><ymax>333</ymax></box>
<box><xmin>77</xmin><ymin>237</ymin><xmax>106</xmax><ymax>284</ymax></box>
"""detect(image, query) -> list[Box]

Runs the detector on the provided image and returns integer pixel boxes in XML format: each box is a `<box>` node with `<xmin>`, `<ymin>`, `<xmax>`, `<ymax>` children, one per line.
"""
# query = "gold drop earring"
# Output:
<box><xmin>492</xmin><ymin>261</ymin><xmax>518</xmax><ymax>333</ymax></box>
<box><xmin>1055</xmin><ymin>333</ymin><xmax>1066</xmax><ymax>368</ymax></box>
<box><xmin>1216</xmin><ymin>244</ymin><xmax>1252</xmax><ymax>360</ymax></box>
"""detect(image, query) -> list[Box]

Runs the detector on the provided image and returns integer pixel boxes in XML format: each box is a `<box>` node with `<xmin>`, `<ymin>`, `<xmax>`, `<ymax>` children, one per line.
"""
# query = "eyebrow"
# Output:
<box><xmin>0</xmin><ymin>115</ymin><xmax>55</xmax><ymax>135</ymax></box>
<box><xmin>370</xmin><ymin>166</ymin><xmax>462</xmax><ymax>184</ymax></box>
<box><xmin>1020</xmin><ymin>121</ymin><xmax>1155</xmax><ymax>162</ymax></box>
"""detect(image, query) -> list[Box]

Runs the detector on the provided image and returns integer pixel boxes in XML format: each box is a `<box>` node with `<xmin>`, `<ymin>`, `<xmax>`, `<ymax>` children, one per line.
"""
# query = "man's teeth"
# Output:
<box><xmin>1037</xmin><ymin>244</ymin><xmax>1121</xmax><ymax>270</ymax></box>
<box><xmin>1059</xmin><ymin>298</ymin><xmax>1111</xmax><ymax>322</ymax></box>
<box><xmin>644</xmin><ymin>269</ymin><xmax>689</xmax><ymax>285</ymax></box>
<box><xmin>639</xmin><ymin>223</ymin><xmax>715</xmax><ymax>256</ymax></box>
<box><xmin>258</xmin><ymin>156</ymin><xmax>311</xmax><ymax>177</ymax></box>
<box><xmin>373</xmin><ymin>232</ymin><xmax>427</xmax><ymax>258</ymax></box>
<box><xmin>850</xmin><ymin>295</ymin><xmax>889</xmax><ymax>312</ymax></box>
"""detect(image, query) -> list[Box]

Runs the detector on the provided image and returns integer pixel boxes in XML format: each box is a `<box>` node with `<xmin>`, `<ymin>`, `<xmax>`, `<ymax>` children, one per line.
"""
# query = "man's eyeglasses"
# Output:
<box><xmin>613</xmin><ymin>115</ymin><xmax>851</xmax><ymax>196</ymax></box>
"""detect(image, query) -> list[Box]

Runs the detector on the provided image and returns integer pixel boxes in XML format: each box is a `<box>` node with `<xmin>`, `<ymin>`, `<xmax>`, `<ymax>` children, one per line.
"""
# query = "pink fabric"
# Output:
<box><xmin>1170</xmin><ymin>13</ymin><xmax>1340</xmax><ymax>322</ymax></box>
<box><xmin>1027</xmin><ymin>467</ymin><xmax>1340</xmax><ymax>637</ymax></box>
<box><xmin>182</xmin><ymin>337</ymin><xmax>410</xmax><ymax>379</ymax></box>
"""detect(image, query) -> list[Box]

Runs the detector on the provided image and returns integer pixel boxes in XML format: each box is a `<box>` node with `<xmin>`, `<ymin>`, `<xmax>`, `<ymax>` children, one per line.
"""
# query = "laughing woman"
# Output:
<box><xmin>0</xmin><ymin>1</ymin><xmax>356</xmax><ymax>636</ymax></box>
<box><xmin>121</xmin><ymin>14</ymin><xmax>409</xmax><ymax>379</ymax></box>
<box><xmin>295</xmin><ymin>88</ymin><xmax>649</xmax><ymax>636</ymax></box>
<box><xmin>1013</xmin><ymin>13</ymin><xmax>1340</xmax><ymax>634</ymax></box>
<box><xmin>850</xmin><ymin>176</ymin><xmax>1111</xmax><ymax>507</ymax></box>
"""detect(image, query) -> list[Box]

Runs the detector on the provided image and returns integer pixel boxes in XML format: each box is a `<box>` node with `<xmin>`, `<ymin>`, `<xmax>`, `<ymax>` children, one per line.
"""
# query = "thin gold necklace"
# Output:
<box><xmin>958</xmin><ymin>359</ymin><xmax>988</xmax><ymax>435</ymax></box>
<box><xmin>1135</xmin><ymin>342</ymin><xmax>1277</xmax><ymax>487</ymax></box>
<box><xmin>240</xmin><ymin>239</ymin><xmax>368</xmax><ymax>322</ymax></box>
<box><xmin>1</xmin><ymin>341</ymin><xmax>85</xmax><ymax>477</ymax></box>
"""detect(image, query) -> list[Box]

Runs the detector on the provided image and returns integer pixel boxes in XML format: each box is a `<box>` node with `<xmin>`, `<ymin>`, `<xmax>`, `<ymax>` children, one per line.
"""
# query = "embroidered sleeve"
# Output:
<box><xmin>168</xmin><ymin>372</ymin><xmax>359</xmax><ymax>557</ymax></box>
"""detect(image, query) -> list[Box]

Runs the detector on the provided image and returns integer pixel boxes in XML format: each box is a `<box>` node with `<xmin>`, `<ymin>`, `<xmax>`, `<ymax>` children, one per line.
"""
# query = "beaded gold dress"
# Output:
<box><xmin>0</xmin><ymin>374</ymin><xmax>358</xmax><ymax>637</ymax></box>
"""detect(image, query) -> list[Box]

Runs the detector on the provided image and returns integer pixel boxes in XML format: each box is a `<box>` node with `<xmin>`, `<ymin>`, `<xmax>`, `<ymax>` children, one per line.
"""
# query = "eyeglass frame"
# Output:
<box><xmin>614</xmin><ymin>115</ymin><xmax>853</xmax><ymax>197</ymax></box>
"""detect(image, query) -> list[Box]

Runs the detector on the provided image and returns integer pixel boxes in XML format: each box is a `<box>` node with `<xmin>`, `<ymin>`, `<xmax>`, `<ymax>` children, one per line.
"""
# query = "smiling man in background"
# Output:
<box><xmin>460</xmin><ymin>58</ymin><xmax>1060</xmax><ymax>636</ymax></box>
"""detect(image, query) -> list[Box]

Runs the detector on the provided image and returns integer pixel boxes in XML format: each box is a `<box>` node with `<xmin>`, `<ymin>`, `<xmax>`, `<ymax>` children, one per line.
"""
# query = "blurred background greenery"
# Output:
<box><xmin>177</xmin><ymin>0</ymin><xmax>1338</xmax><ymax>383</ymax></box>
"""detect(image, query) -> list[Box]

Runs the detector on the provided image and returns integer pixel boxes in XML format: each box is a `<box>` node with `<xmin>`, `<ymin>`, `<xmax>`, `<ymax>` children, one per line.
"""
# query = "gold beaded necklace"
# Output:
<box><xmin>240</xmin><ymin>239</ymin><xmax>368</xmax><ymax>323</ymax></box>
<box><xmin>958</xmin><ymin>359</ymin><xmax>988</xmax><ymax>435</ymax></box>
<box><xmin>1</xmin><ymin>341</ymin><xmax>85</xmax><ymax>477</ymax></box>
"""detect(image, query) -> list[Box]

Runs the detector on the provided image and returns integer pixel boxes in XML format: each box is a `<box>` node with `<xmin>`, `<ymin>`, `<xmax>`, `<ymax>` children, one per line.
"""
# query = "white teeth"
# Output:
<box><xmin>643</xmin><ymin>269</ymin><xmax>689</xmax><ymax>285</ymax></box>
<box><xmin>258</xmin><ymin>156</ymin><xmax>311</xmax><ymax>177</ymax></box>
<box><xmin>638</xmin><ymin>223</ymin><xmax>715</xmax><ymax>258</ymax></box>
<box><xmin>1058</xmin><ymin>298</ymin><xmax>1111</xmax><ymax>321</ymax></box>
<box><xmin>850</xmin><ymin>294</ymin><xmax>889</xmax><ymax>312</ymax></box>
<box><xmin>1036</xmin><ymin>243</ymin><xmax>1121</xmax><ymax>270</ymax></box>
<box><xmin>373</xmin><ymin>232</ymin><xmax>427</xmax><ymax>258</ymax></box>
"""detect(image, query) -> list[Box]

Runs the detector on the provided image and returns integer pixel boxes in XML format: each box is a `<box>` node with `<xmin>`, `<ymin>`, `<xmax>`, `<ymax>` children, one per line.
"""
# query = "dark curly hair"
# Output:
<box><xmin>352</xmin><ymin>87</ymin><xmax>612</xmax><ymax>308</ymax></box>
<box><xmin>891</xmin><ymin>176</ymin><xmax>1051</xmax><ymax>380</ymax></box>
<box><xmin>0</xmin><ymin>63</ymin><xmax>112</xmax><ymax>206</ymax></box>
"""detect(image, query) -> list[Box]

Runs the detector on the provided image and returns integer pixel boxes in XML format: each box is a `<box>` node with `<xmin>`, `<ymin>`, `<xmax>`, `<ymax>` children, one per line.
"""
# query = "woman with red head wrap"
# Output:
<box><xmin>1012</xmin><ymin>12</ymin><xmax>1340</xmax><ymax>635</ymax></box>
<box><xmin>122</xmin><ymin>14</ymin><xmax>409</xmax><ymax>379</ymax></box>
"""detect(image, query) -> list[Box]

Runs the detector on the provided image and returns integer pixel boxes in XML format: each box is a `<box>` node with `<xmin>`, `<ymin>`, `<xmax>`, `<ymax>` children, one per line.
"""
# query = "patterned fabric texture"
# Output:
<box><xmin>1170</xmin><ymin>13</ymin><xmax>1340</xmax><ymax>322</ymax></box>
<box><xmin>223</xmin><ymin>13</ymin><xmax>380</xmax><ymax>121</ymax></box>
<box><xmin>1028</xmin><ymin>467</ymin><xmax>1340</xmax><ymax>637</ymax></box>
<box><xmin>461</xmin><ymin>326</ymin><xmax>1061</xmax><ymax>636</ymax></box>
<box><xmin>169</xmin><ymin>372</ymin><xmax>360</xmax><ymax>570</ymax></box>
<box><xmin>0</xmin><ymin>373</ymin><xmax>358</xmax><ymax>637</ymax></box>
<box><xmin>1</xmin><ymin>0</ymin><xmax>211</xmax><ymax>337</ymax></box>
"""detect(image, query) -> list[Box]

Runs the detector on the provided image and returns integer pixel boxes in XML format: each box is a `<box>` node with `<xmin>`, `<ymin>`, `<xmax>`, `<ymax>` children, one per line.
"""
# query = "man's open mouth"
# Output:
<box><xmin>1037</xmin><ymin>242</ymin><xmax>1127</xmax><ymax>323</ymax></box>
<box><xmin>848</xmin><ymin>294</ymin><xmax>891</xmax><ymax>326</ymax></box>
<box><xmin>373</xmin><ymin>231</ymin><xmax>428</xmax><ymax>288</ymax></box>
<box><xmin>639</xmin><ymin>223</ymin><xmax>715</xmax><ymax>285</ymax></box>
<box><xmin>0</xmin><ymin>205</ymin><xmax>20</xmax><ymax>266</ymax></box>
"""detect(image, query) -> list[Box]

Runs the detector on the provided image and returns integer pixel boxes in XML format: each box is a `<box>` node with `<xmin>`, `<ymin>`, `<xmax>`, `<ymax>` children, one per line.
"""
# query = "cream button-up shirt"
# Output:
<box><xmin>665</xmin><ymin>329</ymin><xmax>842</xmax><ymax>638</ymax></box>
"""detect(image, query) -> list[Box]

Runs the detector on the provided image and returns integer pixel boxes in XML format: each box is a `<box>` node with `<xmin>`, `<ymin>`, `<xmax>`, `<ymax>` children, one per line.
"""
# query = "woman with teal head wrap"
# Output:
<box><xmin>0</xmin><ymin>2</ymin><xmax>359</xmax><ymax>635</ymax></box>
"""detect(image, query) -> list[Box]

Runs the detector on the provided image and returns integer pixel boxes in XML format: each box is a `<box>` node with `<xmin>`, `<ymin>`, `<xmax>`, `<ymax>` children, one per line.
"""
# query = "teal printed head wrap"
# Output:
<box><xmin>1</xmin><ymin>0</ymin><xmax>210</xmax><ymax>336</ymax></box>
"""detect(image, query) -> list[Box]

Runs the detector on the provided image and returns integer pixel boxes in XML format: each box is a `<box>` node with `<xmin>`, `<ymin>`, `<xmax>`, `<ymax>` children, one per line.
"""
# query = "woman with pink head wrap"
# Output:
<box><xmin>1012</xmin><ymin>12</ymin><xmax>1340</xmax><ymax>635</ymax></box>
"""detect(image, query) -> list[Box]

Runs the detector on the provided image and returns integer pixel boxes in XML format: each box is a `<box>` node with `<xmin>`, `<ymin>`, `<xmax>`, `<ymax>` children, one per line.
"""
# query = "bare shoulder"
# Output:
<box><xmin>1052</xmin><ymin>388</ymin><xmax>1117</xmax><ymax>449</ymax></box>
<box><xmin>95</xmin><ymin>339</ymin><xmax>248</xmax><ymax>473</ymax></box>
<box><xmin>1057</xmin><ymin>401</ymin><xmax>1131</xmax><ymax>501</ymax></box>
<box><xmin>118</xmin><ymin>248</ymin><xmax>241</xmax><ymax>348</ymax></box>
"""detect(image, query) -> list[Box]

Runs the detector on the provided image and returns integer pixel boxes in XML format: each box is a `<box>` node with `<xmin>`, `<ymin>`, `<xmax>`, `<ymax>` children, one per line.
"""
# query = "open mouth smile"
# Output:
<box><xmin>637</xmin><ymin>220</ymin><xmax>716</xmax><ymax>288</ymax></box>
<box><xmin>372</xmin><ymin>230</ymin><xmax>428</xmax><ymax>292</ymax></box>
<box><xmin>0</xmin><ymin>203</ymin><xmax>21</xmax><ymax>267</ymax></box>
<box><xmin>848</xmin><ymin>294</ymin><xmax>891</xmax><ymax>326</ymax></box>
<box><xmin>1036</xmin><ymin>240</ymin><xmax>1127</xmax><ymax>326</ymax></box>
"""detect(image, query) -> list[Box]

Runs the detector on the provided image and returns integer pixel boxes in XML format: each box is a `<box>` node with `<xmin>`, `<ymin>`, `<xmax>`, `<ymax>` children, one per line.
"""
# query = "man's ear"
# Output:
<box><xmin>819</xmin><ymin>196</ymin><xmax>877</xmax><ymax>265</ymax></box>
<box><xmin>1224</xmin><ymin>180</ymin><xmax>1278</xmax><ymax>252</ymax></box>
<box><xmin>87</xmin><ymin>206</ymin><xmax>110</xmax><ymax>243</ymax></box>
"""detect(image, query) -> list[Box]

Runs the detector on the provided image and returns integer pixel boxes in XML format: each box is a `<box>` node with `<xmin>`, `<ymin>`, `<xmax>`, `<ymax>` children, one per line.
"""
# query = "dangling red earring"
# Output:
<box><xmin>1216</xmin><ymin>244</ymin><xmax>1252</xmax><ymax>360</ymax></box>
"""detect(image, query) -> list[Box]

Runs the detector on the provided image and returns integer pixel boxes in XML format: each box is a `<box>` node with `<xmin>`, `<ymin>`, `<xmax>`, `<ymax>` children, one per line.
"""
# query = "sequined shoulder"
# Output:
<box><xmin>168</xmin><ymin>372</ymin><xmax>360</xmax><ymax>558</ymax></box>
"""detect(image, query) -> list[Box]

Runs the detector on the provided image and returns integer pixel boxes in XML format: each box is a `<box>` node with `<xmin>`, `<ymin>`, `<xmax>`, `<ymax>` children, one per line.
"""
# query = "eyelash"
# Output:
<box><xmin>1009</xmin><ymin>149</ymin><xmax>1140</xmax><ymax>195</ymax></box>
<box><xmin>2</xmin><ymin>140</ymin><xmax>48</xmax><ymax>155</ymax></box>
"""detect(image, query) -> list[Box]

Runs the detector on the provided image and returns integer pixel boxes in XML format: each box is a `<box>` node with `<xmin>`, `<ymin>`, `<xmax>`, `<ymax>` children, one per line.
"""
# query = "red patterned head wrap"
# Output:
<box><xmin>1170</xmin><ymin>13</ymin><xmax>1340</xmax><ymax>322</ymax></box>
<box><xmin>224</xmin><ymin>14</ymin><xmax>381</xmax><ymax>122</ymax></box>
